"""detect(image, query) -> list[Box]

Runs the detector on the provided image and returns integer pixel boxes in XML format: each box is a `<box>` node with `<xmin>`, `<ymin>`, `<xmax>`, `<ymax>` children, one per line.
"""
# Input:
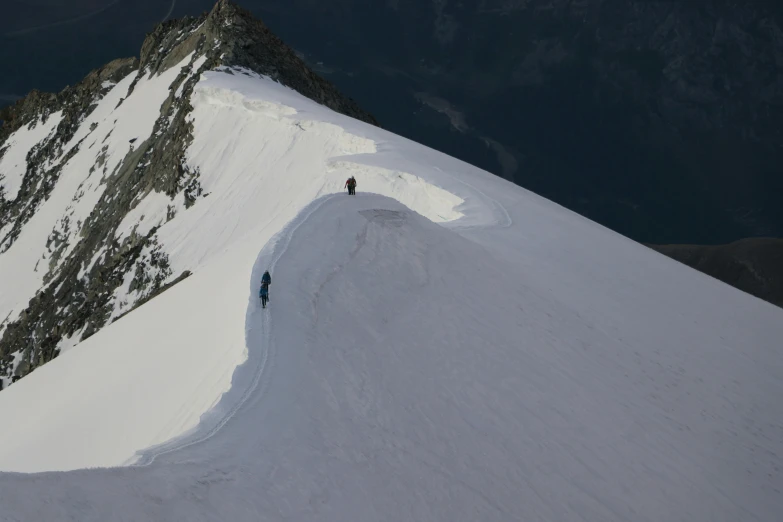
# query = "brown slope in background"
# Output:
<box><xmin>650</xmin><ymin>238</ymin><xmax>783</xmax><ymax>308</ymax></box>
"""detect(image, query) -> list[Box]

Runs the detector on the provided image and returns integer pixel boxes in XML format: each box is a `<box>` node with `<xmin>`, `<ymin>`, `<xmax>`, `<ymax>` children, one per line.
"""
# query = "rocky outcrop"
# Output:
<box><xmin>0</xmin><ymin>0</ymin><xmax>377</xmax><ymax>389</ymax></box>
<box><xmin>0</xmin><ymin>58</ymin><xmax>137</xmax><ymax>142</ymax></box>
<box><xmin>0</xmin><ymin>58</ymin><xmax>139</xmax><ymax>251</ymax></box>
<box><xmin>651</xmin><ymin>239</ymin><xmax>783</xmax><ymax>309</ymax></box>
<box><xmin>138</xmin><ymin>0</ymin><xmax>377</xmax><ymax>125</ymax></box>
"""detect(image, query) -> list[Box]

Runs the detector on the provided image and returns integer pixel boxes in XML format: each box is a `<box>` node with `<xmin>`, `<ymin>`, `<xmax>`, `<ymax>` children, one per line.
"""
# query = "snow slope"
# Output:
<box><xmin>0</xmin><ymin>54</ymin><xmax>196</xmax><ymax>347</ymax></box>
<box><xmin>0</xmin><ymin>69</ymin><xmax>782</xmax><ymax>521</ymax></box>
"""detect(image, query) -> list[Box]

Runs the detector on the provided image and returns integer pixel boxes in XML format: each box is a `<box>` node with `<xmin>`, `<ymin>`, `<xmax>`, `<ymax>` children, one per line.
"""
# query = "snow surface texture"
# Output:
<box><xmin>0</xmin><ymin>70</ymin><xmax>782</xmax><ymax>521</ymax></box>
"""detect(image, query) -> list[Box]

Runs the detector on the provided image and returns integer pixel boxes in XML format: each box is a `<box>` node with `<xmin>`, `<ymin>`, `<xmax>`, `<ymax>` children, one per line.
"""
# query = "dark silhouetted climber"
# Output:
<box><xmin>345</xmin><ymin>176</ymin><xmax>356</xmax><ymax>195</ymax></box>
<box><xmin>259</xmin><ymin>270</ymin><xmax>271</xmax><ymax>308</ymax></box>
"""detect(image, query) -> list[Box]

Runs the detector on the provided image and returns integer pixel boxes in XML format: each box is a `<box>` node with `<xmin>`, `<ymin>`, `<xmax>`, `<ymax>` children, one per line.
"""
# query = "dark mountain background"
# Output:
<box><xmin>653</xmin><ymin>238</ymin><xmax>783</xmax><ymax>308</ymax></box>
<box><xmin>2</xmin><ymin>0</ymin><xmax>782</xmax><ymax>305</ymax></box>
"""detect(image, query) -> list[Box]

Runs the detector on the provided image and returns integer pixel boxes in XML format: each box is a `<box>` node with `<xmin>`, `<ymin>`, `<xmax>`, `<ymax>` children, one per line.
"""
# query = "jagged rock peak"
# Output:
<box><xmin>138</xmin><ymin>0</ymin><xmax>378</xmax><ymax>125</ymax></box>
<box><xmin>0</xmin><ymin>58</ymin><xmax>138</xmax><ymax>142</ymax></box>
<box><xmin>2</xmin><ymin>1</ymin><xmax>376</xmax><ymax>132</ymax></box>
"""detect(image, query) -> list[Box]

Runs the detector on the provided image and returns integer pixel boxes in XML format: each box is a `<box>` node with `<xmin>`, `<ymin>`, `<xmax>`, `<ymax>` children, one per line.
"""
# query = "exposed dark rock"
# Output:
<box><xmin>0</xmin><ymin>58</ymin><xmax>138</xmax><ymax>145</ymax></box>
<box><xmin>0</xmin><ymin>0</ymin><xmax>376</xmax><ymax>387</ymax></box>
<box><xmin>650</xmin><ymin>238</ymin><xmax>783</xmax><ymax>308</ymax></box>
<box><xmin>138</xmin><ymin>0</ymin><xmax>377</xmax><ymax>125</ymax></box>
<box><xmin>114</xmin><ymin>270</ymin><xmax>193</xmax><ymax>323</ymax></box>
<box><xmin>1</xmin><ymin>58</ymin><xmax>139</xmax><ymax>251</ymax></box>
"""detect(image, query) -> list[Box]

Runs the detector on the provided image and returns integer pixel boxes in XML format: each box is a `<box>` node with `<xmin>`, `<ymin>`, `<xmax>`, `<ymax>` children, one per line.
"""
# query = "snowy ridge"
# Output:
<box><xmin>0</xmin><ymin>70</ymin><xmax>474</xmax><ymax>472</ymax></box>
<box><xmin>134</xmin><ymin>193</ymin><xmax>338</xmax><ymax>467</ymax></box>
<box><xmin>0</xmin><ymin>62</ymin><xmax>781</xmax><ymax>521</ymax></box>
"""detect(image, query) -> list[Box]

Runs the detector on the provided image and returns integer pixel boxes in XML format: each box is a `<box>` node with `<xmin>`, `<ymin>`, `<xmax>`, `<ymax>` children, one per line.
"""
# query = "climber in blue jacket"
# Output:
<box><xmin>259</xmin><ymin>270</ymin><xmax>271</xmax><ymax>308</ymax></box>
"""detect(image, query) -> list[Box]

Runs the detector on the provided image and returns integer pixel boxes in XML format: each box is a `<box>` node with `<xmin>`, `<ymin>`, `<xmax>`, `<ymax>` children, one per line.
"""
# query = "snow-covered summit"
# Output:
<box><xmin>0</xmin><ymin>2</ymin><xmax>782</xmax><ymax>521</ymax></box>
<box><xmin>0</xmin><ymin>0</ymin><xmax>375</xmax><ymax>388</ymax></box>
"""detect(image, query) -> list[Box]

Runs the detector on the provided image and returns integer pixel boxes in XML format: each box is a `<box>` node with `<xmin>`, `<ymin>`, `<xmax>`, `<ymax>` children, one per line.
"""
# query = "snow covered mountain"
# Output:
<box><xmin>0</xmin><ymin>0</ymin><xmax>376</xmax><ymax>388</ymax></box>
<box><xmin>1</xmin><ymin>1</ymin><xmax>782</xmax><ymax>520</ymax></box>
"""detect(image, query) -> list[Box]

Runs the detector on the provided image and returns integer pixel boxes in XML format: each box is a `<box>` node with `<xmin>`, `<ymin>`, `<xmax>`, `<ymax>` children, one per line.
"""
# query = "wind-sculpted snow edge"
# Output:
<box><xmin>131</xmin><ymin>194</ymin><xmax>340</xmax><ymax>467</ymax></box>
<box><xmin>131</xmin><ymin>182</ymin><xmax>471</xmax><ymax>467</ymax></box>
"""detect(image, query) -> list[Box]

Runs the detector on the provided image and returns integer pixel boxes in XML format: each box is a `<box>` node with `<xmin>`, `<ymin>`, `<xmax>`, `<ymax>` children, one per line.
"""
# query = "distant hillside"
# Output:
<box><xmin>651</xmin><ymin>239</ymin><xmax>783</xmax><ymax>308</ymax></box>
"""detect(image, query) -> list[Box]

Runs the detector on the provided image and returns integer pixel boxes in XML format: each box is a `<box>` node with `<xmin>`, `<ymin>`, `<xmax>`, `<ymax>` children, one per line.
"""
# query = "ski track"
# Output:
<box><xmin>136</xmin><ymin>164</ymin><xmax>501</xmax><ymax>464</ymax></box>
<box><xmin>441</xmin><ymin>169</ymin><xmax>512</xmax><ymax>230</ymax></box>
<box><xmin>134</xmin><ymin>194</ymin><xmax>341</xmax><ymax>466</ymax></box>
<box><xmin>0</xmin><ymin>195</ymin><xmax>781</xmax><ymax>521</ymax></box>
